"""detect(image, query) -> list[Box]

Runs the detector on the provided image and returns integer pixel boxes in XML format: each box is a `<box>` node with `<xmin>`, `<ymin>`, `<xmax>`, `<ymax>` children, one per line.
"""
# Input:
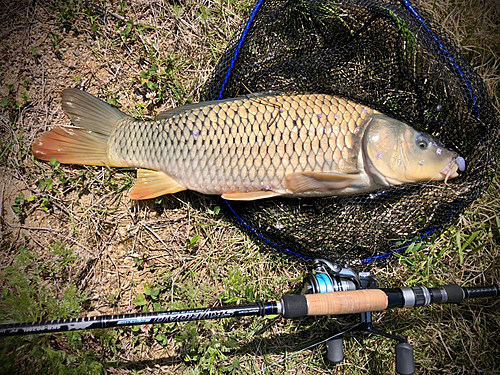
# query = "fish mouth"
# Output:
<box><xmin>438</xmin><ymin>156</ymin><xmax>464</xmax><ymax>183</ymax></box>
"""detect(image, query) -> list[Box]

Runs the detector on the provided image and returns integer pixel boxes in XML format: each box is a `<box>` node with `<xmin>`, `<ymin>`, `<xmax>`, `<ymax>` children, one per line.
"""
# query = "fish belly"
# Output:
<box><xmin>108</xmin><ymin>94</ymin><xmax>374</xmax><ymax>196</ymax></box>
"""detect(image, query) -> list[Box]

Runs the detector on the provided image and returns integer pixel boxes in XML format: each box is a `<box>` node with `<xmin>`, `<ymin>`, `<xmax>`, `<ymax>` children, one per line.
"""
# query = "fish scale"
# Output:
<box><xmin>33</xmin><ymin>88</ymin><xmax>462</xmax><ymax>201</ymax></box>
<box><xmin>107</xmin><ymin>93</ymin><xmax>373</xmax><ymax>195</ymax></box>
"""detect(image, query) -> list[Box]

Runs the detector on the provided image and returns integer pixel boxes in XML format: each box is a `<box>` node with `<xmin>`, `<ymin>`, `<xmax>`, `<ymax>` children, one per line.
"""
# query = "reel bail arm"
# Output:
<box><xmin>299</xmin><ymin>259</ymin><xmax>499</xmax><ymax>375</ymax></box>
<box><xmin>0</xmin><ymin>259</ymin><xmax>497</xmax><ymax>375</ymax></box>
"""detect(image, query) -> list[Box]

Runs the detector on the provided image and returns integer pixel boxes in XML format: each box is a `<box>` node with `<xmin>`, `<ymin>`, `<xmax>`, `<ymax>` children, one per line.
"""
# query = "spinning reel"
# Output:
<box><xmin>304</xmin><ymin>259</ymin><xmax>414</xmax><ymax>375</ymax></box>
<box><xmin>0</xmin><ymin>258</ymin><xmax>498</xmax><ymax>375</ymax></box>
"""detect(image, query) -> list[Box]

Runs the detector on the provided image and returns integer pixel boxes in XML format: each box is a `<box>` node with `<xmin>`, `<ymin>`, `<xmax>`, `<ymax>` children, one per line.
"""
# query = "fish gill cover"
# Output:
<box><xmin>201</xmin><ymin>0</ymin><xmax>499</xmax><ymax>264</ymax></box>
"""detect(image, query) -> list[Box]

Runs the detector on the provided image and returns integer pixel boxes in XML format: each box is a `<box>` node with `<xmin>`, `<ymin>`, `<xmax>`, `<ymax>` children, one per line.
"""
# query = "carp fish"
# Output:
<box><xmin>32</xmin><ymin>89</ymin><xmax>465</xmax><ymax>200</ymax></box>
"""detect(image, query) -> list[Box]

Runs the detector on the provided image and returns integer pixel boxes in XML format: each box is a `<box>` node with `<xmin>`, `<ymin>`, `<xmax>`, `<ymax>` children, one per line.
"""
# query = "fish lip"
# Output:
<box><xmin>438</xmin><ymin>158</ymin><xmax>460</xmax><ymax>181</ymax></box>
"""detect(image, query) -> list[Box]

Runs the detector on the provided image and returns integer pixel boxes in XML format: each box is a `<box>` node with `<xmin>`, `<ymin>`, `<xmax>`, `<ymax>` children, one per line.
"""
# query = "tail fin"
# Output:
<box><xmin>32</xmin><ymin>88</ymin><xmax>131</xmax><ymax>166</ymax></box>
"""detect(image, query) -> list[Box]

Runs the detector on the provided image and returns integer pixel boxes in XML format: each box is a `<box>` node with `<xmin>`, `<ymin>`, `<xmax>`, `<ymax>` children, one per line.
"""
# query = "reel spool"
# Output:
<box><xmin>0</xmin><ymin>257</ymin><xmax>497</xmax><ymax>375</ymax></box>
<box><xmin>303</xmin><ymin>259</ymin><xmax>415</xmax><ymax>375</ymax></box>
<box><xmin>303</xmin><ymin>258</ymin><xmax>376</xmax><ymax>293</ymax></box>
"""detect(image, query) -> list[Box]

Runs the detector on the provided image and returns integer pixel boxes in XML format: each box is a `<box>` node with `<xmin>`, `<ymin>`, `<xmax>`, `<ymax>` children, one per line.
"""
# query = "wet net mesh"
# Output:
<box><xmin>201</xmin><ymin>0</ymin><xmax>499</xmax><ymax>264</ymax></box>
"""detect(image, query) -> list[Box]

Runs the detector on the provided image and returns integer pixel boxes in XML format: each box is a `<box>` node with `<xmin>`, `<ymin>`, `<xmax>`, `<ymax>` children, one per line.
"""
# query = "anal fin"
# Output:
<box><xmin>285</xmin><ymin>171</ymin><xmax>362</xmax><ymax>193</ymax></box>
<box><xmin>130</xmin><ymin>169</ymin><xmax>186</xmax><ymax>200</ymax></box>
<box><xmin>222</xmin><ymin>190</ymin><xmax>283</xmax><ymax>201</ymax></box>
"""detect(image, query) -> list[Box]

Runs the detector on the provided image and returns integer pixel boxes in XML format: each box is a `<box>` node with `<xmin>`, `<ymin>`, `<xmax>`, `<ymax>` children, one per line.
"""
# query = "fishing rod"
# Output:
<box><xmin>1</xmin><ymin>259</ymin><xmax>498</xmax><ymax>375</ymax></box>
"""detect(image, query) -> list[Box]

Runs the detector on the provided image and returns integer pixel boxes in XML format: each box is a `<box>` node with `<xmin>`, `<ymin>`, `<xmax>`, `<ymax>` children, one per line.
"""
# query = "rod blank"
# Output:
<box><xmin>0</xmin><ymin>303</ymin><xmax>279</xmax><ymax>337</ymax></box>
<box><xmin>0</xmin><ymin>285</ymin><xmax>497</xmax><ymax>337</ymax></box>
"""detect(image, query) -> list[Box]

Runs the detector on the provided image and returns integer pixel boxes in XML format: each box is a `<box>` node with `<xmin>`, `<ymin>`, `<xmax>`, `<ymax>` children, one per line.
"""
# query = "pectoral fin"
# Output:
<box><xmin>129</xmin><ymin>169</ymin><xmax>186</xmax><ymax>200</ymax></box>
<box><xmin>222</xmin><ymin>190</ymin><xmax>283</xmax><ymax>201</ymax></box>
<box><xmin>285</xmin><ymin>172</ymin><xmax>362</xmax><ymax>193</ymax></box>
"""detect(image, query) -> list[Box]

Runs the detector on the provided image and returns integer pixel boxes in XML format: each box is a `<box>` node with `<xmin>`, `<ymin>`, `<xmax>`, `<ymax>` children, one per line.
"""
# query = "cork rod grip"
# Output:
<box><xmin>305</xmin><ymin>289</ymin><xmax>389</xmax><ymax>315</ymax></box>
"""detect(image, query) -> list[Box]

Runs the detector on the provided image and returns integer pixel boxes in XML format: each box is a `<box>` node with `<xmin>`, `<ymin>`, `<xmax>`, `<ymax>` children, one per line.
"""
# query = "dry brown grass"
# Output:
<box><xmin>0</xmin><ymin>0</ymin><xmax>499</xmax><ymax>374</ymax></box>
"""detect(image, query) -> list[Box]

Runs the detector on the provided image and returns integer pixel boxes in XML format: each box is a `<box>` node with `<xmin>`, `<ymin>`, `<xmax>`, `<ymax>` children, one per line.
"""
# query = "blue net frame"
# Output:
<box><xmin>202</xmin><ymin>0</ymin><xmax>499</xmax><ymax>265</ymax></box>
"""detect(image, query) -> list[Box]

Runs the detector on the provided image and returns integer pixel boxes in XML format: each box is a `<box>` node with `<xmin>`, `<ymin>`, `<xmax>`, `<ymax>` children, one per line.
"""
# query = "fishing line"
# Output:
<box><xmin>362</xmin><ymin>166</ymin><xmax>463</xmax><ymax>264</ymax></box>
<box><xmin>251</xmin><ymin>323</ymin><xmax>363</xmax><ymax>375</ymax></box>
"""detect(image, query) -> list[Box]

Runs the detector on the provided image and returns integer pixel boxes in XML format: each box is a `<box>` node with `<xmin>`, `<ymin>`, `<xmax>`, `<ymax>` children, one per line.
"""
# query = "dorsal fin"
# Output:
<box><xmin>155</xmin><ymin>92</ymin><xmax>283</xmax><ymax>120</ymax></box>
<box><xmin>155</xmin><ymin>101</ymin><xmax>221</xmax><ymax>120</ymax></box>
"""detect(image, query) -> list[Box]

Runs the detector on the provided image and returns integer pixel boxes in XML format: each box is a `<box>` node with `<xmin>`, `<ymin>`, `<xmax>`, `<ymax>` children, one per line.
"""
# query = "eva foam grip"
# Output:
<box><xmin>281</xmin><ymin>289</ymin><xmax>388</xmax><ymax>318</ymax></box>
<box><xmin>442</xmin><ymin>284</ymin><xmax>464</xmax><ymax>304</ymax></box>
<box><xmin>281</xmin><ymin>295</ymin><xmax>308</xmax><ymax>318</ymax></box>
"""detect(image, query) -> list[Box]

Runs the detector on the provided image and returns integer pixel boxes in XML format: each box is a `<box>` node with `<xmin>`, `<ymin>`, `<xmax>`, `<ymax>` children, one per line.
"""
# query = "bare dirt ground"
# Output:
<box><xmin>0</xmin><ymin>1</ymin><xmax>309</xmax><ymax>372</ymax></box>
<box><xmin>0</xmin><ymin>0</ymin><xmax>253</xmax><ymax>313</ymax></box>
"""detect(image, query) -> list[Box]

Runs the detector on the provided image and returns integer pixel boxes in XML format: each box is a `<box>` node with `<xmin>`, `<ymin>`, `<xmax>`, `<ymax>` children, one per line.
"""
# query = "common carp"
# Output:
<box><xmin>32</xmin><ymin>89</ymin><xmax>464</xmax><ymax>200</ymax></box>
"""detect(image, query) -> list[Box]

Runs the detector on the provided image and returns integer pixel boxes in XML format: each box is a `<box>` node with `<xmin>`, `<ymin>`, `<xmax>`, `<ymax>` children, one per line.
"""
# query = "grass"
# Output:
<box><xmin>0</xmin><ymin>0</ymin><xmax>499</xmax><ymax>374</ymax></box>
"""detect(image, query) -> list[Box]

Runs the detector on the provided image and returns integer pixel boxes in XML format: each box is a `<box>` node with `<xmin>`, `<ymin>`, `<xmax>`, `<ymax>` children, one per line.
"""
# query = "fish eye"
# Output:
<box><xmin>415</xmin><ymin>134</ymin><xmax>429</xmax><ymax>149</ymax></box>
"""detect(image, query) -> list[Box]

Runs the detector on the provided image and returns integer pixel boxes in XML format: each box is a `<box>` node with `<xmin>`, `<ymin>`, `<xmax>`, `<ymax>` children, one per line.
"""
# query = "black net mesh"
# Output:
<box><xmin>201</xmin><ymin>0</ymin><xmax>499</xmax><ymax>264</ymax></box>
